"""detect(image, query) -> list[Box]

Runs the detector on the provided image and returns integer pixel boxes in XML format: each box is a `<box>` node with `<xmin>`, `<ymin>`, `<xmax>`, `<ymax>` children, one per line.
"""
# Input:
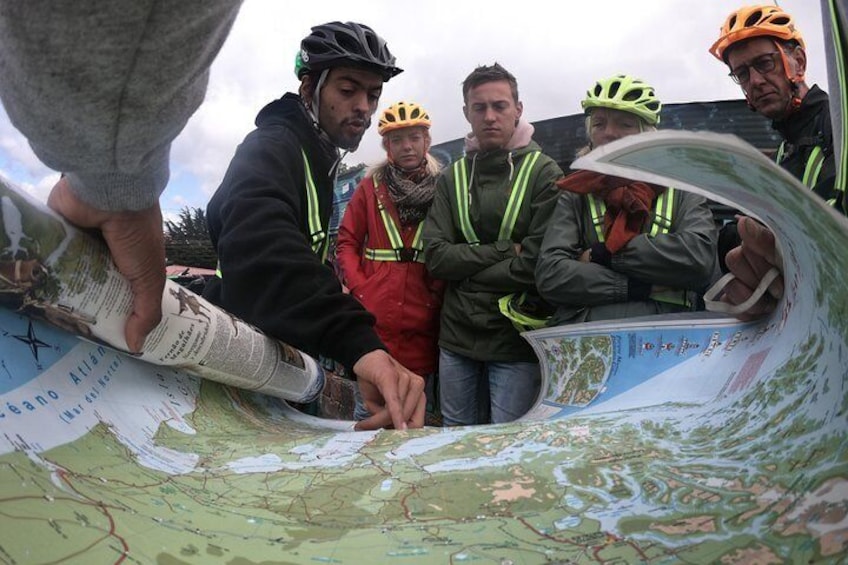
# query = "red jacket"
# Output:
<box><xmin>336</xmin><ymin>176</ymin><xmax>443</xmax><ymax>375</ymax></box>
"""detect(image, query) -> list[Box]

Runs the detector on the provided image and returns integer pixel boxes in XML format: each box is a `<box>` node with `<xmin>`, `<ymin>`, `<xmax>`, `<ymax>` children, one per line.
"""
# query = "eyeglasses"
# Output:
<box><xmin>728</xmin><ymin>52</ymin><xmax>781</xmax><ymax>84</ymax></box>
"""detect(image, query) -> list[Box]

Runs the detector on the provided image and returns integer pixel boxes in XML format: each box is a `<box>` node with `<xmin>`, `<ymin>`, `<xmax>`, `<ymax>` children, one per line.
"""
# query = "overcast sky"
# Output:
<box><xmin>0</xmin><ymin>0</ymin><xmax>827</xmax><ymax>221</ymax></box>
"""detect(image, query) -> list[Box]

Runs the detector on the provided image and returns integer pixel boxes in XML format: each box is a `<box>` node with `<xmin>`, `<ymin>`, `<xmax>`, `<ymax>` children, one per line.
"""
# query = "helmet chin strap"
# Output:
<box><xmin>305</xmin><ymin>69</ymin><xmax>329</xmax><ymax>128</ymax></box>
<box><xmin>302</xmin><ymin>69</ymin><xmax>347</xmax><ymax>162</ymax></box>
<box><xmin>775</xmin><ymin>41</ymin><xmax>805</xmax><ymax>111</ymax></box>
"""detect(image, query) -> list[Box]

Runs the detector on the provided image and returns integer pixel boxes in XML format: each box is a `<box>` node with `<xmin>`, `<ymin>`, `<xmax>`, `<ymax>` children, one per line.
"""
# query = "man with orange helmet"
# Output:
<box><xmin>711</xmin><ymin>2</ymin><xmax>847</xmax><ymax>320</ymax></box>
<box><xmin>336</xmin><ymin>101</ymin><xmax>444</xmax><ymax>420</ymax></box>
<box><xmin>711</xmin><ymin>4</ymin><xmax>838</xmax><ymax>206</ymax></box>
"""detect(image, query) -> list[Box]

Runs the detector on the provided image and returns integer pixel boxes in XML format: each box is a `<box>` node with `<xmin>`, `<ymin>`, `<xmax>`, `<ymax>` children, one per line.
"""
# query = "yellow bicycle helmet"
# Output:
<box><xmin>377</xmin><ymin>101</ymin><xmax>431</xmax><ymax>136</ymax></box>
<box><xmin>581</xmin><ymin>75</ymin><xmax>662</xmax><ymax>126</ymax></box>
<box><xmin>709</xmin><ymin>5</ymin><xmax>805</xmax><ymax>62</ymax></box>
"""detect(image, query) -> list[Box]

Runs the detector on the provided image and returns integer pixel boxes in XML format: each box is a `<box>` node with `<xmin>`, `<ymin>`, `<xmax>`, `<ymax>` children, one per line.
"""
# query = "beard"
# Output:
<box><xmin>333</xmin><ymin>115</ymin><xmax>372</xmax><ymax>151</ymax></box>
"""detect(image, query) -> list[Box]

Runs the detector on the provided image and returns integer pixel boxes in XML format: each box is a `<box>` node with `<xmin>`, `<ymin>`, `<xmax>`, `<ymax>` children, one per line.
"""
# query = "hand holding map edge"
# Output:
<box><xmin>722</xmin><ymin>216</ymin><xmax>785</xmax><ymax>320</ymax></box>
<box><xmin>47</xmin><ymin>177</ymin><xmax>165</xmax><ymax>353</ymax></box>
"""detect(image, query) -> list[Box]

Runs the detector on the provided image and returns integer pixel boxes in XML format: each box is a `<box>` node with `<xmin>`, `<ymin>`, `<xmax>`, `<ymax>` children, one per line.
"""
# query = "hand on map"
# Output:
<box><xmin>48</xmin><ymin>177</ymin><xmax>165</xmax><ymax>353</ymax></box>
<box><xmin>352</xmin><ymin>350</ymin><xmax>426</xmax><ymax>431</ymax></box>
<box><xmin>722</xmin><ymin>216</ymin><xmax>784</xmax><ymax>320</ymax></box>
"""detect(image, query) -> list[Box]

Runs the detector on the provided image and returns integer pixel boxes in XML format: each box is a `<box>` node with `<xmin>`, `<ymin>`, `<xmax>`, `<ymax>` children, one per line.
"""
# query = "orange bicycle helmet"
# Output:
<box><xmin>709</xmin><ymin>5</ymin><xmax>805</xmax><ymax>62</ymax></box>
<box><xmin>377</xmin><ymin>101</ymin><xmax>431</xmax><ymax>136</ymax></box>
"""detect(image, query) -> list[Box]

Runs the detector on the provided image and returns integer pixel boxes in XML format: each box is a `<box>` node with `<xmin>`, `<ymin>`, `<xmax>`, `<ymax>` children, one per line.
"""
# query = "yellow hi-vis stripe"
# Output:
<box><xmin>452</xmin><ymin>151</ymin><xmax>542</xmax><ymax>245</ymax></box>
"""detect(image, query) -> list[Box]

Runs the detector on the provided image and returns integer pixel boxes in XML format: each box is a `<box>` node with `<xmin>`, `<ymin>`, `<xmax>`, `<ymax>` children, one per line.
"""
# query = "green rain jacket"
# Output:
<box><xmin>423</xmin><ymin>135</ymin><xmax>562</xmax><ymax>362</ymax></box>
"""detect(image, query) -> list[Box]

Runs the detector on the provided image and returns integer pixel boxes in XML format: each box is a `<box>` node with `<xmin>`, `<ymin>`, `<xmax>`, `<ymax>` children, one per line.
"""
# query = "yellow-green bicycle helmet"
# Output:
<box><xmin>581</xmin><ymin>74</ymin><xmax>662</xmax><ymax>126</ymax></box>
<box><xmin>498</xmin><ymin>292</ymin><xmax>552</xmax><ymax>333</ymax></box>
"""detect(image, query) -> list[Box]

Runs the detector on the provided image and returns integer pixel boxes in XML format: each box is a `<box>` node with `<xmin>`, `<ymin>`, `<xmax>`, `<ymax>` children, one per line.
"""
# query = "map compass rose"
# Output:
<box><xmin>13</xmin><ymin>320</ymin><xmax>51</xmax><ymax>362</ymax></box>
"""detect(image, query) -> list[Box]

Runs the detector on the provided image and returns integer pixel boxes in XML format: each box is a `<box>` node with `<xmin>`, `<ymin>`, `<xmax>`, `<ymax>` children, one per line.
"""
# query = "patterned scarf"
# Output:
<box><xmin>557</xmin><ymin>170</ymin><xmax>661</xmax><ymax>253</ymax></box>
<box><xmin>384</xmin><ymin>161</ymin><xmax>438</xmax><ymax>226</ymax></box>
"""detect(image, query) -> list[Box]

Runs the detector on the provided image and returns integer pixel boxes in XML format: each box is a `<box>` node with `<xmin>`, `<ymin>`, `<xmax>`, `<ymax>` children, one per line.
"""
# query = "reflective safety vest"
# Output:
<box><xmin>452</xmin><ymin>151</ymin><xmax>542</xmax><ymax>244</ymax></box>
<box><xmin>587</xmin><ymin>187</ymin><xmax>691</xmax><ymax>308</ymax></box>
<box><xmin>452</xmin><ymin>151</ymin><xmax>550</xmax><ymax>331</ymax></box>
<box><xmin>301</xmin><ymin>149</ymin><xmax>330</xmax><ymax>262</ymax></box>
<box><xmin>363</xmin><ymin>188</ymin><xmax>425</xmax><ymax>263</ymax></box>
<box><xmin>216</xmin><ymin>149</ymin><xmax>327</xmax><ymax>278</ymax></box>
<box><xmin>776</xmin><ymin>141</ymin><xmax>831</xmax><ymax>203</ymax></box>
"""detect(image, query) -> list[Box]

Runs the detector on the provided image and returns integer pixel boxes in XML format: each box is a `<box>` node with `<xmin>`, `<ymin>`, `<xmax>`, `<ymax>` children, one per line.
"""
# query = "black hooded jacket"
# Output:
<box><xmin>718</xmin><ymin>85</ymin><xmax>842</xmax><ymax>272</ymax></box>
<box><xmin>773</xmin><ymin>84</ymin><xmax>838</xmax><ymax>203</ymax></box>
<box><xmin>204</xmin><ymin>93</ymin><xmax>383</xmax><ymax>370</ymax></box>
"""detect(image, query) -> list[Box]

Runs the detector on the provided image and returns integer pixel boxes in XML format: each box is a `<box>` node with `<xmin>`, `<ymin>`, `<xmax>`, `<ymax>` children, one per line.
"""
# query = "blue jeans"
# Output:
<box><xmin>438</xmin><ymin>348</ymin><xmax>540</xmax><ymax>426</ymax></box>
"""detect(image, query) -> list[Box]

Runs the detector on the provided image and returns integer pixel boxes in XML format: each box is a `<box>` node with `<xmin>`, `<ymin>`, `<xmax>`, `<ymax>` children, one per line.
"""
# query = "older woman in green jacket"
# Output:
<box><xmin>536</xmin><ymin>74</ymin><xmax>717</xmax><ymax>324</ymax></box>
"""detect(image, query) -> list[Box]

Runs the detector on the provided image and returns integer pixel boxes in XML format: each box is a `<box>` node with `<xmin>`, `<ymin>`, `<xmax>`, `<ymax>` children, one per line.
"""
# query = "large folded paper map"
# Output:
<box><xmin>0</xmin><ymin>179</ymin><xmax>324</xmax><ymax>403</ymax></box>
<box><xmin>0</xmin><ymin>131</ymin><xmax>845</xmax><ymax>564</ymax></box>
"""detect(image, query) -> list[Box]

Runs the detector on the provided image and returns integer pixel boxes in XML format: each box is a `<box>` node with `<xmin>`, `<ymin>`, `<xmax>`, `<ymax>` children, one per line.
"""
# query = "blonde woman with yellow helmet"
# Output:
<box><xmin>336</xmin><ymin>101</ymin><xmax>444</xmax><ymax>421</ymax></box>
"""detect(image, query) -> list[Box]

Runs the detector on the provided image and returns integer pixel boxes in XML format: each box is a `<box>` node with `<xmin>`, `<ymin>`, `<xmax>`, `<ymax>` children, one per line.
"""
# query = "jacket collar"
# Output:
<box><xmin>772</xmin><ymin>84</ymin><xmax>829</xmax><ymax>143</ymax></box>
<box><xmin>255</xmin><ymin>93</ymin><xmax>341</xmax><ymax>176</ymax></box>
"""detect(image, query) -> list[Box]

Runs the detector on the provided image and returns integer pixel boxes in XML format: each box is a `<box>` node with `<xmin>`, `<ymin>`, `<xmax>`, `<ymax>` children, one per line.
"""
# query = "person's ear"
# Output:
<box><xmin>463</xmin><ymin>104</ymin><xmax>470</xmax><ymax>123</ymax></box>
<box><xmin>515</xmin><ymin>100</ymin><xmax>523</xmax><ymax>121</ymax></box>
<box><xmin>791</xmin><ymin>47</ymin><xmax>807</xmax><ymax>79</ymax></box>
<box><xmin>300</xmin><ymin>76</ymin><xmax>314</xmax><ymax>107</ymax></box>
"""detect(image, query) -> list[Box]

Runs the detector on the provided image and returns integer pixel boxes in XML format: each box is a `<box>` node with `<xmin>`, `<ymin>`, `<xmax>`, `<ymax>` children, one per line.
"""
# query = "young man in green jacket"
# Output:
<box><xmin>423</xmin><ymin>63</ymin><xmax>562</xmax><ymax>426</ymax></box>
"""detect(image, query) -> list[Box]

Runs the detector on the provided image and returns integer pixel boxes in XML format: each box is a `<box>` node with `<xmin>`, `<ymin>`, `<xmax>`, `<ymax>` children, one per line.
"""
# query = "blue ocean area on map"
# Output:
<box><xmin>613</xmin><ymin>326</ymin><xmax>736</xmax><ymax>390</ymax></box>
<box><xmin>535</xmin><ymin>321</ymin><xmax>748</xmax><ymax>418</ymax></box>
<box><xmin>0</xmin><ymin>312</ymin><xmax>78</xmax><ymax>394</ymax></box>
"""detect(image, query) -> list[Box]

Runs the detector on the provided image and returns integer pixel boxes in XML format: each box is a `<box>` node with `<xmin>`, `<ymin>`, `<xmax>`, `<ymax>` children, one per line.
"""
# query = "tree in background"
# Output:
<box><xmin>338</xmin><ymin>162</ymin><xmax>365</xmax><ymax>176</ymax></box>
<box><xmin>164</xmin><ymin>207</ymin><xmax>217</xmax><ymax>269</ymax></box>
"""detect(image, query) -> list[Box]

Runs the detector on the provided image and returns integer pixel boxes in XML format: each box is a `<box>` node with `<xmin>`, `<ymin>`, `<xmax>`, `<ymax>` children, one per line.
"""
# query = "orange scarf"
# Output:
<box><xmin>557</xmin><ymin>170</ymin><xmax>661</xmax><ymax>253</ymax></box>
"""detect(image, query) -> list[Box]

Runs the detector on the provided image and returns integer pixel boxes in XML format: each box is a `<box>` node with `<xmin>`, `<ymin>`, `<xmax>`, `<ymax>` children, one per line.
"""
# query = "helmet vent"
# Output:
<box><xmin>623</xmin><ymin>89</ymin><xmax>641</xmax><ymax>102</ymax></box>
<box><xmin>365</xmin><ymin>34</ymin><xmax>381</xmax><ymax>57</ymax></box>
<box><xmin>608</xmin><ymin>81</ymin><xmax>621</xmax><ymax>99</ymax></box>
<box><xmin>744</xmin><ymin>11</ymin><xmax>763</xmax><ymax>28</ymax></box>
<box><xmin>337</xmin><ymin>34</ymin><xmax>361</xmax><ymax>55</ymax></box>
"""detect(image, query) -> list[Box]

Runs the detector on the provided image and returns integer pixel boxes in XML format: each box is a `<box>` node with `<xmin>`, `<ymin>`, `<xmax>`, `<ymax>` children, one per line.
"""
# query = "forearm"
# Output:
<box><xmin>537</xmin><ymin>253</ymin><xmax>630</xmax><ymax>307</ymax></box>
<box><xmin>612</xmin><ymin>233</ymin><xmax>715</xmax><ymax>286</ymax></box>
<box><xmin>424</xmin><ymin>240</ymin><xmax>510</xmax><ymax>280</ymax></box>
<box><xmin>611</xmin><ymin>197</ymin><xmax>717</xmax><ymax>288</ymax></box>
<box><xmin>478</xmin><ymin>169</ymin><xmax>562</xmax><ymax>291</ymax></box>
<box><xmin>216</xmin><ymin>203</ymin><xmax>383</xmax><ymax>369</ymax></box>
<box><xmin>422</xmin><ymin>184</ymin><xmax>508</xmax><ymax>280</ymax></box>
<box><xmin>0</xmin><ymin>0</ymin><xmax>242</xmax><ymax>211</ymax></box>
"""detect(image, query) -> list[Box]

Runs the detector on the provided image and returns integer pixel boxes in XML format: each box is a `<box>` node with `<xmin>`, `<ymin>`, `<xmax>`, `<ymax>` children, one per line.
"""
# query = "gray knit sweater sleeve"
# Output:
<box><xmin>0</xmin><ymin>1</ymin><xmax>242</xmax><ymax>211</ymax></box>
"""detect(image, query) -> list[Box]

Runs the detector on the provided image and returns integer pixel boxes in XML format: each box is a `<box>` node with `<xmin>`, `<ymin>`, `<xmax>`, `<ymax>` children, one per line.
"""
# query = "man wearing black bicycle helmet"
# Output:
<box><xmin>295</xmin><ymin>21</ymin><xmax>402</xmax><ymax>81</ymax></box>
<box><xmin>205</xmin><ymin>22</ymin><xmax>426</xmax><ymax>431</ymax></box>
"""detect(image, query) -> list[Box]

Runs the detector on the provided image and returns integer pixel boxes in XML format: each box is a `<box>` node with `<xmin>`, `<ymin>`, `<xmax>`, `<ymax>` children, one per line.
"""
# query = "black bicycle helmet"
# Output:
<box><xmin>294</xmin><ymin>21</ymin><xmax>403</xmax><ymax>81</ymax></box>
